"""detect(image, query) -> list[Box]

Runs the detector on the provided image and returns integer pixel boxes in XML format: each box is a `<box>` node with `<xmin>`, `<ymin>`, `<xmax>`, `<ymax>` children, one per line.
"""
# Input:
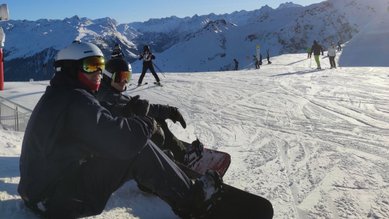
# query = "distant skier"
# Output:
<box><xmin>253</xmin><ymin>54</ymin><xmax>262</xmax><ymax>69</ymax></box>
<box><xmin>337</xmin><ymin>41</ymin><xmax>342</xmax><ymax>52</ymax></box>
<box><xmin>138</xmin><ymin>45</ymin><xmax>161</xmax><ymax>86</ymax></box>
<box><xmin>233</xmin><ymin>58</ymin><xmax>239</xmax><ymax>70</ymax></box>
<box><xmin>266</xmin><ymin>49</ymin><xmax>272</xmax><ymax>64</ymax></box>
<box><xmin>327</xmin><ymin>42</ymin><xmax>337</xmax><ymax>69</ymax></box>
<box><xmin>111</xmin><ymin>43</ymin><xmax>124</xmax><ymax>59</ymax></box>
<box><xmin>306</xmin><ymin>47</ymin><xmax>312</xmax><ymax>59</ymax></box>
<box><xmin>310</xmin><ymin>40</ymin><xmax>324</xmax><ymax>69</ymax></box>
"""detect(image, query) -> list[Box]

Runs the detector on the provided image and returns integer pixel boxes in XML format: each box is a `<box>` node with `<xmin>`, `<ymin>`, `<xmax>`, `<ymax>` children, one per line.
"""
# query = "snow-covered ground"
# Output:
<box><xmin>1</xmin><ymin>52</ymin><xmax>389</xmax><ymax>218</ymax></box>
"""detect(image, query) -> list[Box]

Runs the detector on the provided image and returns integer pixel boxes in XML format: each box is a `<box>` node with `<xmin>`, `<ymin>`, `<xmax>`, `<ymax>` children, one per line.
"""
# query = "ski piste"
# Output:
<box><xmin>138</xmin><ymin>82</ymin><xmax>148</xmax><ymax>86</ymax></box>
<box><xmin>127</xmin><ymin>82</ymin><xmax>148</xmax><ymax>91</ymax></box>
<box><xmin>127</xmin><ymin>82</ymin><xmax>163</xmax><ymax>90</ymax></box>
<box><xmin>154</xmin><ymin>81</ymin><xmax>163</xmax><ymax>87</ymax></box>
<box><xmin>176</xmin><ymin>160</ymin><xmax>274</xmax><ymax>219</ymax></box>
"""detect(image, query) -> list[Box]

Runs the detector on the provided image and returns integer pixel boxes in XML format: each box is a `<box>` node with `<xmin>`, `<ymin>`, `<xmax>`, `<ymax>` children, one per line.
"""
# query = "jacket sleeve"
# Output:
<box><xmin>96</xmin><ymin>88</ymin><xmax>131</xmax><ymax>117</ymax></box>
<box><xmin>148</xmin><ymin>103</ymin><xmax>172</xmax><ymax>120</ymax></box>
<box><xmin>67</xmin><ymin>89</ymin><xmax>152</xmax><ymax>160</ymax></box>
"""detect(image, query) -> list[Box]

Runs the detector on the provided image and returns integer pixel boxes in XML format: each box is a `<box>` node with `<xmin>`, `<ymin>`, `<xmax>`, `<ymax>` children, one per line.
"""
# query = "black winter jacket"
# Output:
<box><xmin>311</xmin><ymin>42</ymin><xmax>324</xmax><ymax>56</ymax></box>
<box><xmin>18</xmin><ymin>71</ymin><xmax>153</xmax><ymax>203</ymax></box>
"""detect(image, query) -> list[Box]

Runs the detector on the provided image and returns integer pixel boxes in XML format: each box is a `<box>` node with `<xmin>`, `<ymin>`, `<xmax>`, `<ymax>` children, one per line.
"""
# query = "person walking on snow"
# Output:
<box><xmin>337</xmin><ymin>41</ymin><xmax>342</xmax><ymax>51</ymax></box>
<box><xmin>138</xmin><ymin>45</ymin><xmax>161</xmax><ymax>86</ymax></box>
<box><xmin>306</xmin><ymin>47</ymin><xmax>312</xmax><ymax>59</ymax></box>
<box><xmin>327</xmin><ymin>42</ymin><xmax>337</xmax><ymax>69</ymax></box>
<box><xmin>266</xmin><ymin>49</ymin><xmax>272</xmax><ymax>64</ymax></box>
<box><xmin>233</xmin><ymin>58</ymin><xmax>239</xmax><ymax>70</ymax></box>
<box><xmin>253</xmin><ymin>54</ymin><xmax>262</xmax><ymax>69</ymax></box>
<box><xmin>18</xmin><ymin>41</ymin><xmax>223</xmax><ymax>219</ymax></box>
<box><xmin>97</xmin><ymin>54</ymin><xmax>204</xmax><ymax>164</ymax></box>
<box><xmin>310</xmin><ymin>40</ymin><xmax>324</xmax><ymax>69</ymax></box>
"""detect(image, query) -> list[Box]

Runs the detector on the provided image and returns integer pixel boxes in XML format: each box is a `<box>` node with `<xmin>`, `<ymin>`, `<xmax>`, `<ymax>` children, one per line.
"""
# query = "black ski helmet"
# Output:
<box><xmin>103</xmin><ymin>58</ymin><xmax>132</xmax><ymax>82</ymax></box>
<box><xmin>143</xmin><ymin>45</ymin><xmax>150</xmax><ymax>51</ymax></box>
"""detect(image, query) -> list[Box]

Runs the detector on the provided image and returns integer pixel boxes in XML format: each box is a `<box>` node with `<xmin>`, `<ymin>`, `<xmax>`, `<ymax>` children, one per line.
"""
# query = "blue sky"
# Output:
<box><xmin>5</xmin><ymin>0</ymin><xmax>323</xmax><ymax>23</ymax></box>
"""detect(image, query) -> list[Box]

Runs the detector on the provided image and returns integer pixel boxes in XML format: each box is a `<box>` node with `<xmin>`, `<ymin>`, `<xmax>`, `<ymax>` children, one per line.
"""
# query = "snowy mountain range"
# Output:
<box><xmin>1</xmin><ymin>0</ymin><xmax>389</xmax><ymax>81</ymax></box>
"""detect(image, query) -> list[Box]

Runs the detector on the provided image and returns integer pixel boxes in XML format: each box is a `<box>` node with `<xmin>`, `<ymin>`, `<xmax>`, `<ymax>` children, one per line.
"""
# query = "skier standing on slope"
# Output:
<box><xmin>96</xmin><ymin>54</ymin><xmax>204</xmax><ymax>164</ymax></box>
<box><xmin>18</xmin><ymin>41</ymin><xmax>223</xmax><ymax>219</ymax></box>
<box><xmin>110</xmin><ymin>43</ymin><xmax>124</xmax><ymax>59</ymax></box>
<box><xmin>266</xmin><ymin>48</ymin><xmax>272</xmax><ymax>64</ymax></box>
<box><xmin>233</xmin><ymin>58</ymin><xmax>239</xmax><ymax>70</ymax></box>
<box><xmin>253</xmin><ymin>54</ymin><xmax>262</xmax><ymax>69</ymax></box>
<box><xmin>327</xmin><ymin>42</ymin><xmax>337</xmax><ymax>69</ymax></box>
<box><xmin>337</xmin><ymin>41</ymin><xmax>342</xmax><ymax>51</ymax></box>
<box><xmin>137</xmin><ymin>45</ymin><xmax>161</xmax><ymax>86</ymax></box>
<box><xmin>310</xmin><ymin>40</ymin><xmax>324</xmax><ymax>69</ymax></box>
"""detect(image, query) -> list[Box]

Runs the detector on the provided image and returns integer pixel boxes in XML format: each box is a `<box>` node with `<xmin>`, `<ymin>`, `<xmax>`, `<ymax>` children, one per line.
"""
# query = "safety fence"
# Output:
<box><xmin>0</xmin><ymin>96</ymin><xmax>32</xmax><ymax>132</ymax></box>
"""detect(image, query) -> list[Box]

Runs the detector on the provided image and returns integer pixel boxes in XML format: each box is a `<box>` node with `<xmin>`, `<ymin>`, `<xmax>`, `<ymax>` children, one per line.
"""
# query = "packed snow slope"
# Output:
<box><xmin>1</xmin><ymin>52</ymin><xmax>389</xmax><ymax>218</ymax></box>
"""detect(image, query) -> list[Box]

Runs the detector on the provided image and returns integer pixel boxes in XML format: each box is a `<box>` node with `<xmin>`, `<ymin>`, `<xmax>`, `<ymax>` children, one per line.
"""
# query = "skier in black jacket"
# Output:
<box><xmin>96</xmin><ymin>56</ymin><xmax>203</xmax><ymax>163</ymax></box>
<box><xmin>18</xmin><ymin>41</ymin><xmax>222</xmax><ymax>219</ymax></box>
<box><xmin>138</xmin><ymin>45</ymin><xmax>161</xmax><ymax>86</ymax></box>
<box><xmin>310</xmin><ymin>40</ymin><xmax>324</xmax><ymax>69</ymax></box>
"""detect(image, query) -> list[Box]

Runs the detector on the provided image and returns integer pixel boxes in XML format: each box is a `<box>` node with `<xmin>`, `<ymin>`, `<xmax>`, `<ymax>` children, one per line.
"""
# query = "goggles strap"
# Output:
<box><xmin>102</xmin><ymin>69</ymin><xmax>113</xmax><ymax>78</ymax></box>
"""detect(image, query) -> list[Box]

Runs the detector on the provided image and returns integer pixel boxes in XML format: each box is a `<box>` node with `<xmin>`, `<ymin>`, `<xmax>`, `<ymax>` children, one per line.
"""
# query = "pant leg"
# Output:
<box><xmin>314</xmin><ymin>55</ymin><xmax>321</xmax><ymax>68</ymax></box>
<box><xmin>149</xmin><ymin>63</ymin><xmax>160</xmax><ymax>82</ymax></box>
<box><xmin>138</xmin><ymin>65</ymin><xmax>148</xmax><ymax>84</ymax></box>
<box><xmin>45</xmin><ymin>158</ymin><xmax>134</xmax><ymax>218</ymax></box>
<box><xmin>156</xmin><ymin>119</ymin><xmax>189</xmax><ymax>163</ymax></box>
<box><xmin>131</xmin><ymin>140</ymin><xmax>193</xmax><ymax>210</ymax></box>
<box><xmin>45</xmin><ymin>141</ymin><xmax>194</xmax><ymax>218</ymax></box>
<box><xmin>330</xmin><ymin>56</ymin><xmax>336</xmax><ymax>68</ymax></box>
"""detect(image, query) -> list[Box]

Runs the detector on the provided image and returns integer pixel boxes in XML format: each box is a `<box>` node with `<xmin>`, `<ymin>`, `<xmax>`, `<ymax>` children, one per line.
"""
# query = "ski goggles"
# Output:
<box><xmin>112</xmin><ymin>70</ymin><xmax>132</xmax><ymax>83</ymax></box>
<box><xmin>81</xmin><ymin>56</ymin><xmax>105</xmax><ymax>74</ymax></box>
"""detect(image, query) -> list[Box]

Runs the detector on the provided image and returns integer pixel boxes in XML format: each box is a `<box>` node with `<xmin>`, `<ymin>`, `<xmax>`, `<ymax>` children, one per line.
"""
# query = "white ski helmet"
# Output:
<box><xmin>55</xmin><ymin>40</ymin><xmax>104</xmax><ymax>61</ymax></box>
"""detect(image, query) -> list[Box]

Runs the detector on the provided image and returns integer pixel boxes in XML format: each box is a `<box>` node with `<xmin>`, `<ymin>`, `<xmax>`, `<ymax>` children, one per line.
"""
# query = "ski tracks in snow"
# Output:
<box><xmin>138</xmin><ymin>66</ymin><xmax>389</xmax><ymax>219</ymax></box>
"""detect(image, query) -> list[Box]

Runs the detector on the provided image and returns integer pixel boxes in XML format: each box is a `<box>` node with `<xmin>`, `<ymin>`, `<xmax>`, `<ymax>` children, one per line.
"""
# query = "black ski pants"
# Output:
<box><xmin>156</xmin><ymin>118</ymin><xmax>189</xmax><ymax>163</ymax></box>
<box><xmin>329</xmin><ymin>56</ymin><xmax>336</xmax><ymax>68</ymax></box>
<box><xmin>138</xmin><ymin>62</ymin><xmax>160</xmax><ymax>84</ymax></box>
<box><xmin>43</xmin><ymin>140</ymin><xmax>193</xmax><ymax>218</ymax></box>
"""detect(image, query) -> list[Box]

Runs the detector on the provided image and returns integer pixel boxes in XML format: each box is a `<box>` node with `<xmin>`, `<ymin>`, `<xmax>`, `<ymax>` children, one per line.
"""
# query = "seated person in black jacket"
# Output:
<box><xmin>96</xmin><ymin>56</ymin><xmax>203</xmax><ymax>164</ymax></box>
<box><xmin>18</xmin><ymin>41</ymin><xmax>222</xmax><ymax>219</ymax></box>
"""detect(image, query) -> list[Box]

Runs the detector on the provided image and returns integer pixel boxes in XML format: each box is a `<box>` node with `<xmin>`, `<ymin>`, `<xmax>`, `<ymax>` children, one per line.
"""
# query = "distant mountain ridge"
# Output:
<box><xmin>1</xmin><ymin>0</ymin><xmax>388</xmax><ymax>80</ymax></box>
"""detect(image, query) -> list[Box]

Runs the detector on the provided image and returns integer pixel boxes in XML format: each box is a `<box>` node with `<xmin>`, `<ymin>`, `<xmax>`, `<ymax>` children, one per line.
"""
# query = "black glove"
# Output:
<box><xmin>123</xmin><ymin>95</ymin><xmax>150</xmax><ymax>116</ymax></box>
<box><xmin>169</xmin><ymin>107</ymin><xmax>186</xmax><ymax>129</ymax></box>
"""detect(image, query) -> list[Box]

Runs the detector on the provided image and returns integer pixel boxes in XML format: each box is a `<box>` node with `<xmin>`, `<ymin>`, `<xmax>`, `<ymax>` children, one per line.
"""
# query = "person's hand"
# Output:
<box><xmin>169</xmin><ymin>107</ymin><xmax>186</xmax><ymax>128</ymax></box>
<box><xmin>124</xmin><ymin>95</ymin><xmax>150</xmax><ymax>116</ymax></box>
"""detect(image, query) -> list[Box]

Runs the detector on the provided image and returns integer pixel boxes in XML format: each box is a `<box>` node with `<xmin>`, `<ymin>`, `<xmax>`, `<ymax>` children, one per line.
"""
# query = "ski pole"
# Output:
<box><xmin>153</xmin><ymin>63</ymin><xmax>166</xmax><ymax>78</ymax></box>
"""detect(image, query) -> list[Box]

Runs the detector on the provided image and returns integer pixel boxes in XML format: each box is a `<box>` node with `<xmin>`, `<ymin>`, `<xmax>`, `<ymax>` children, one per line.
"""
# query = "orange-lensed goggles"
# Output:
<box><xmin>81</xmin><ymin>56</ymin><xmax>105</xmax><ymax>74</ymax></box>
<box><xmin>112</xmin><ymin>70</ymin><xmax>132</xmax><ymax>83</ymax></box>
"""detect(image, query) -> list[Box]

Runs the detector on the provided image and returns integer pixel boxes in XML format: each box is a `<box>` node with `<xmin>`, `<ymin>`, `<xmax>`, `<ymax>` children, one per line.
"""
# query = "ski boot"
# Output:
<box><xmin>183</xmin><ymin>139</ymin><xmax>204</xmax><ymax>165</ymax></box>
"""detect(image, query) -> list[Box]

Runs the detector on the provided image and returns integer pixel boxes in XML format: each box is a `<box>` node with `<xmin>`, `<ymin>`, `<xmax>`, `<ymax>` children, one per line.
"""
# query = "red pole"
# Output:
<box><xmin>0</xmin><ymin>48</ymin><xmax>3</xmax><ymax>90</ymax></box>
